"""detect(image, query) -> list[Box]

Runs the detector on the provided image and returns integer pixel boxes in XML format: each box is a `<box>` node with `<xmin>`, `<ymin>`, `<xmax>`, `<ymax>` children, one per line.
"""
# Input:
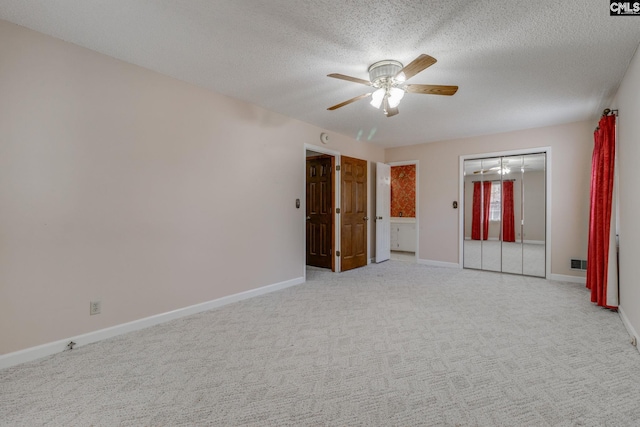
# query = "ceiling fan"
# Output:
<box><xmin>327</xmin><ymin>54</ymin><xmax>458</xmax><ymax>117</ymax></box>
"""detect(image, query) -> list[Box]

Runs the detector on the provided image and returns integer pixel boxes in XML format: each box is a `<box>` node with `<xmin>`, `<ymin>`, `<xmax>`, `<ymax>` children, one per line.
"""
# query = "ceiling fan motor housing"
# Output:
<box><xmin>368</xmin><ymin>60</ymin><xmax>403</xmax><ymax>87</ymax></box>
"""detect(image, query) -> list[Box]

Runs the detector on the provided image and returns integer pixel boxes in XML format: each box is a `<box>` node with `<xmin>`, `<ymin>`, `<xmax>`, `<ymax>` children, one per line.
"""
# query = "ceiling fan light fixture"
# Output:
<box><xmin>370</xmin><ymin>88</ymin><xmax>385</xmax><ymax>109</ymax></box>
<box><xmin>387</xmin><ymin>87</ymin><xmax>405</xmax><ymax>108</ymax></box>
<box><xmin>368</xmin><ymin>60</ymin><xmax>403</xmax><ymax>86</ymax></box>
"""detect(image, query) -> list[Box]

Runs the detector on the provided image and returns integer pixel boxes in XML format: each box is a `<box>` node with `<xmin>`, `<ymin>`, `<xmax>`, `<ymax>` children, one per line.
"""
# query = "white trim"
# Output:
<box><xmin>459</xmin><ymin>147</ymin><xmax>551</xmax><ymax>279</ymax></box>
<box><xmin>387</xmin><ymin>160</ymin><xmax>417</xmax><ymax>167</ymax></box>
<box><xmin>619</xmin><ymin>307</ymin><xmax>640</xmax><ymax>355</ymax></box>
<box><xmin>367</xmin><ymin>160</ymin><xmax>371</xmax><ymax>265</ymax></box>
<box><xmin>417</xmin><ymin>259</ymin><xmax>461</xmax><ymax>269</ymax></box>
<box><xmin>546</xmin><ymin>148</ymin><xmax>552</xmax><ymax>279</ymax></box>
<box><xmin>459</xmin><ymin>154</ymin><xmax>465</xmax><ymax>267</ymax></box>
<box><xmin>0</xmin><ymin>276</ymin><xmax>305</xmax><ymax>370</ymax></box>
<box><xmin>549</xmin><ymin>274</ymin><xmax>586</xmax><ymax>284</ymax></box>
<box><xmin>304</xmin><ymin>143</ymin><xmax>341</xmax><ymax>273</ymax></box>
<box><xmin>388</xmin><ymin>160</ymin><xmax>419</xmax><ymax>263</ymax></box>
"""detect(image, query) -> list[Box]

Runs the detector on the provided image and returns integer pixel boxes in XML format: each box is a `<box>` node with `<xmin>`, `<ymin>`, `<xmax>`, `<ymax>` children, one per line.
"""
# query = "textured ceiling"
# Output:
<box><xmin>2</xmin><ymin>0</ymin><xmax>639</xmax><ymax>148</ymax></box>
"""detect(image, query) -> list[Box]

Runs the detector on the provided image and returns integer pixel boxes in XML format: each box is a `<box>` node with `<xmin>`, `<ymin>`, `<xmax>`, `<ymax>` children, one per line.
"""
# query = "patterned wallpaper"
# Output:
<box><xmin>391</xmin><ymin>165</ymin><xmax>416</xmax><ymax>217</ymax></box>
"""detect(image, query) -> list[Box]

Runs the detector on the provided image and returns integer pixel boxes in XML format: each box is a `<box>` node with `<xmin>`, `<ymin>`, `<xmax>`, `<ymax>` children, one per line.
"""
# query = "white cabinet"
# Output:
<box><xmin>390</xmin><ymin>218</ymin><xmax>416</xmax><ymax>252</ymax></box>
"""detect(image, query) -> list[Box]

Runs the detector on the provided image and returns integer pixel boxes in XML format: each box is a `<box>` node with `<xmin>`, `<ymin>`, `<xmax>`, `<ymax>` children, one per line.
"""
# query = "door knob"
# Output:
<box><xmin>363</xmin><ymin>216</ymin><xmax>369</xmax><ymax>221</ymax></box>
<box><xmin>306</xmin><ymin>216</ymin><xmax>311</xmax><ymax>220</ymax></box>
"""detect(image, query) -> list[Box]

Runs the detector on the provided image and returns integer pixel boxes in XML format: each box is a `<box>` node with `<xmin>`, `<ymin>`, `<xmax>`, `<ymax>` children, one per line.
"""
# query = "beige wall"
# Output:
<box><xmin>385</xmin><ymin>121</ymin><xmax>593</xmax><ymax>277</ymax></box>
<box><xmin>612</xmin><ymin>43</ymin><xmax>640</xmax><ymax>341</ymax></box>
<box><xmin>0</xmin><ymin>20</ymin><xmax>384</xmax><ymax>355</ymax></box>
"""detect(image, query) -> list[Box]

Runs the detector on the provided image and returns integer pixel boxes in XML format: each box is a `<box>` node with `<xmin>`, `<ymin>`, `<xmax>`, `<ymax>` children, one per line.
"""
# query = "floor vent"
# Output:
<box><xmin>571</xmin><ymin>259</ymin><xmax>587</xmax><ymax>271</ymax></box>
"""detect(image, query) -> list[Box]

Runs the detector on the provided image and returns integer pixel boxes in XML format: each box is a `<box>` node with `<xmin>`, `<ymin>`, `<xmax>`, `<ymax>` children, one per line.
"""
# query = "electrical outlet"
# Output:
<box><xmin>90</xmin><ymin>300</ymin><xmax>101</xmax><ymax>315</ymax></box>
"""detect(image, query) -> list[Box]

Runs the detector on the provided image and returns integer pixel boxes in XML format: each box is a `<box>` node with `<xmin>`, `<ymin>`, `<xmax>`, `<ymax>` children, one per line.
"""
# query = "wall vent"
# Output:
<box><xmin>571</xmin><ymin>259</ymin><xmax>587</xmax><ymax>271</ymax></box>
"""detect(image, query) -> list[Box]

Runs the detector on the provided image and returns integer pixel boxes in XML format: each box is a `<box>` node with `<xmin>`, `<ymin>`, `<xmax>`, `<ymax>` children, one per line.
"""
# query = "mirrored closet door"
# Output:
<box><xmin>463</xmin><ymin>153</ymin><xmax>546</xmax><ymax>277</ymax></box>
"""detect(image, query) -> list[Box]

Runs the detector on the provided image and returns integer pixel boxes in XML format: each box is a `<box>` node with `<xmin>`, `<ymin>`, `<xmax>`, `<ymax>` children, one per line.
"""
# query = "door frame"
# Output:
<box><xmin>388</xmin><ymin>160</ymin><xmax>419</xmax><ymax>262</ymax></box>
<box><xmin>458</xmin><ymin>146</ymin><xmax>552</xmax><ymax>279</ymax></box>
<box><xmin>375</xmin><ymin>162</ymin><xmax>391</xmax><ymax>263</ymax></box>
<box><xmin>304</xmin><ymin>144</ymin><xmax>341</xmax><ymax>274</ymax></box>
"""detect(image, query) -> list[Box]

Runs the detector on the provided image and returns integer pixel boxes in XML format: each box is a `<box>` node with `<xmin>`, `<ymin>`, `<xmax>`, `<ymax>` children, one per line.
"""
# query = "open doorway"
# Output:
<box><xmin>304</xmin><ymin>145</ymin><xmax>372</xmax><ymax>273</ymax></box>
<box><xmin>388</xmin><ymin>161</ymin><xmax>418</xmax><ymax>263</ymax></box>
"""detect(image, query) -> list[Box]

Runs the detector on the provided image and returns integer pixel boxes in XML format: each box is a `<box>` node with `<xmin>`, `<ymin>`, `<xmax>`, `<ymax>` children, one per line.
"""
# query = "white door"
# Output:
<box><xmin>375</xmin><ymin>162</ymin><xmax>391</xmax><ymax>263</ymax></box>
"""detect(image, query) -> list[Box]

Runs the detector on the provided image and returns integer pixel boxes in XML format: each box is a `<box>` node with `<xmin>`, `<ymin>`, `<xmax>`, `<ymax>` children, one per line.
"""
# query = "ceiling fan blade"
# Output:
<box><xmin>396</xmin><ymin>54</ymin><xmax>437</xmax><ymax>80</ymax></box>
<box><xmin>383</xmin><ymin>96</ymin><xmax>399</xmax><ymax>117</ymax></box>
<box><xmin>405</xmin><ymin>84</ymin><xmax>458</xmax><ymax>96</ymax></box>
<box><xmin>385</xmin><ymin>107</ymin><xmax>399</xmax><ymax>117</ymax></box>
<box><xmin>327</xmin><ymin>73</ymin><xmax>372</xmax><ymax>86</ymax></box>
<box><xmin>327</xmin><ymin>93</ymin><xmax>372</xmax><ymax>110</ymax></box>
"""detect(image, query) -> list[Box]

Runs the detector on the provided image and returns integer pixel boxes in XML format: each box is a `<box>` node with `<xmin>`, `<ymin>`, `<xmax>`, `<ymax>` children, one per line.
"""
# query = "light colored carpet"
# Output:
<box><xmin>2</xmin><ymin>262</ymin><xmax>639</xmax><ymax>426</ymax></box>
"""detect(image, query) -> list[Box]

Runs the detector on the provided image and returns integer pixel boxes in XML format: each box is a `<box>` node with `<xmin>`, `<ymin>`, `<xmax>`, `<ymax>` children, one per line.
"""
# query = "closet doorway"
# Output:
<box><xmin>461</xmin><ymin>151</ymin><xmax>548</xmax><ymax>277</ymax></box>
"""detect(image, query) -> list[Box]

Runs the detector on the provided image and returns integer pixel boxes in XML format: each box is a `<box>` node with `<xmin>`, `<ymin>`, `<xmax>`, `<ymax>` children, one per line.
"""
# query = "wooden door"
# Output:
<box><xmin>306</xmin><ymin>155</ymin><xmax>334</xmax><ymax>269</ymax></box>
<box><xmin>341</xmin><ymin>156</ymin><xmax>368</xmax><ymax>271</ymax></box>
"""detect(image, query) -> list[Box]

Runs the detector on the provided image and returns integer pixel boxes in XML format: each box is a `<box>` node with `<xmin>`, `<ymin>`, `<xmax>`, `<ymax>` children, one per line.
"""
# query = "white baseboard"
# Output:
<box><xmin>618</xmin><ymin>306</ymin><xmax>640</xmax><ymax>355</ymax></box>
<box><xmin>0</xmin><ymin>276</ymin><xmax>305</xmax><ymax>370</ymax></box>
<box><xmin>417</xmin><ymin>259</ymin><xmax>461</xmax><ymax>269</ymax></box>
<box><xmin>549</xmin><ymin>274</ymin><xmax>586</xmax><ymax>284</ymax></box>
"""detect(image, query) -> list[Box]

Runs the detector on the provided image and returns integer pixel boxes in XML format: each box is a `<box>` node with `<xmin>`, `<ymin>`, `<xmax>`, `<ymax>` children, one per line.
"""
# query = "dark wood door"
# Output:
<box><xmin>341</xmin><ymin>156</ymin><xmax>368</xmax><ymax>271</ymax></box>
<box><xmin>306</xmin><ymin>155</ymin><xmax>334</xmax><ymax>269</ymax></box>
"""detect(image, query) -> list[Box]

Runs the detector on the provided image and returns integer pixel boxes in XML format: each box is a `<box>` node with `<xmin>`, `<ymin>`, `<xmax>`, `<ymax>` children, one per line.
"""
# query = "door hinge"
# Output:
<box><xmin>336</xmin><ymin>165</ymin><xmax>341</xmax><ymax>171</ymax></box>
<box><xmin>336</xmin><ymin>208</ymin><xmax>341</xmax><ymax>214</ymax></box>
<box><xmin>336</xmin><ymin>251</ymin><xmax>341</xmax><ymax>257</ymax></box>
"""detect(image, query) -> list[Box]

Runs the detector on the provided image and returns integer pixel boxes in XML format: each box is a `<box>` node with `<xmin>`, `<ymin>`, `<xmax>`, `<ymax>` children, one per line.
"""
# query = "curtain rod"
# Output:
<box><xmin>596</xmin><ymin>108</ymin><xmax>618</xmax><ymax>131</ymax></box>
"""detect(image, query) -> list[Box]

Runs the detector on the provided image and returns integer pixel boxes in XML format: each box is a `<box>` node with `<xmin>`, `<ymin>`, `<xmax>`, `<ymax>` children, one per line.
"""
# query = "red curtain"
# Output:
<box><xmin>586</xmin><ymin>115</ymin><xmax>616</xmax><ymax>308</ymax></box>
<box><xmin>502</xmin><ymin>181</ymin><xmax>515</xmax><ymax>242</ymax></box>
<box><xmin>472</xmin><ymin>181</ymin><xmax>492</xmax><ymax>240</ymax></box>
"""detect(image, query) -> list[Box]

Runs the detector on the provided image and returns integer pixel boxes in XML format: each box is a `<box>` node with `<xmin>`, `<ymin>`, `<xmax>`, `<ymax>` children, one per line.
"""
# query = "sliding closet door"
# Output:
<box><xmin>522</xmin><ymin>153</ymin><xmax>546</xmax><ymax>277</ymax></box>
<box><xmin>462</xmin><ymin>159</ymin><xmax>482</xmax><ymax>270</ymax></box>
<box><xmin>463</xmin><ymin>153</ymin><xmax>546</xmax><ymax>278</ymax></box>
<box><xmin>501</xmin><ymin>155</ymin><xmax>523</xmax><ymax>274</ymax></box>
<box><xmin>481</xmin><ymin>157</ymin><xmax>501</xmax><ymax>272</ymax></box>
<box><xmin>463</xmin><ymin>158</ymin><xmax>500</xmax><ymax>271</ymax></box>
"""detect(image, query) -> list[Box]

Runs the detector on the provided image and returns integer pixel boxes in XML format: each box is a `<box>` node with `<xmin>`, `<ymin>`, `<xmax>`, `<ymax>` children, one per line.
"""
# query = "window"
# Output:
<box><xmin>489</xmin><ymin>181</ymin><xmax>501</xmax><ymax>221</ymax></box>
